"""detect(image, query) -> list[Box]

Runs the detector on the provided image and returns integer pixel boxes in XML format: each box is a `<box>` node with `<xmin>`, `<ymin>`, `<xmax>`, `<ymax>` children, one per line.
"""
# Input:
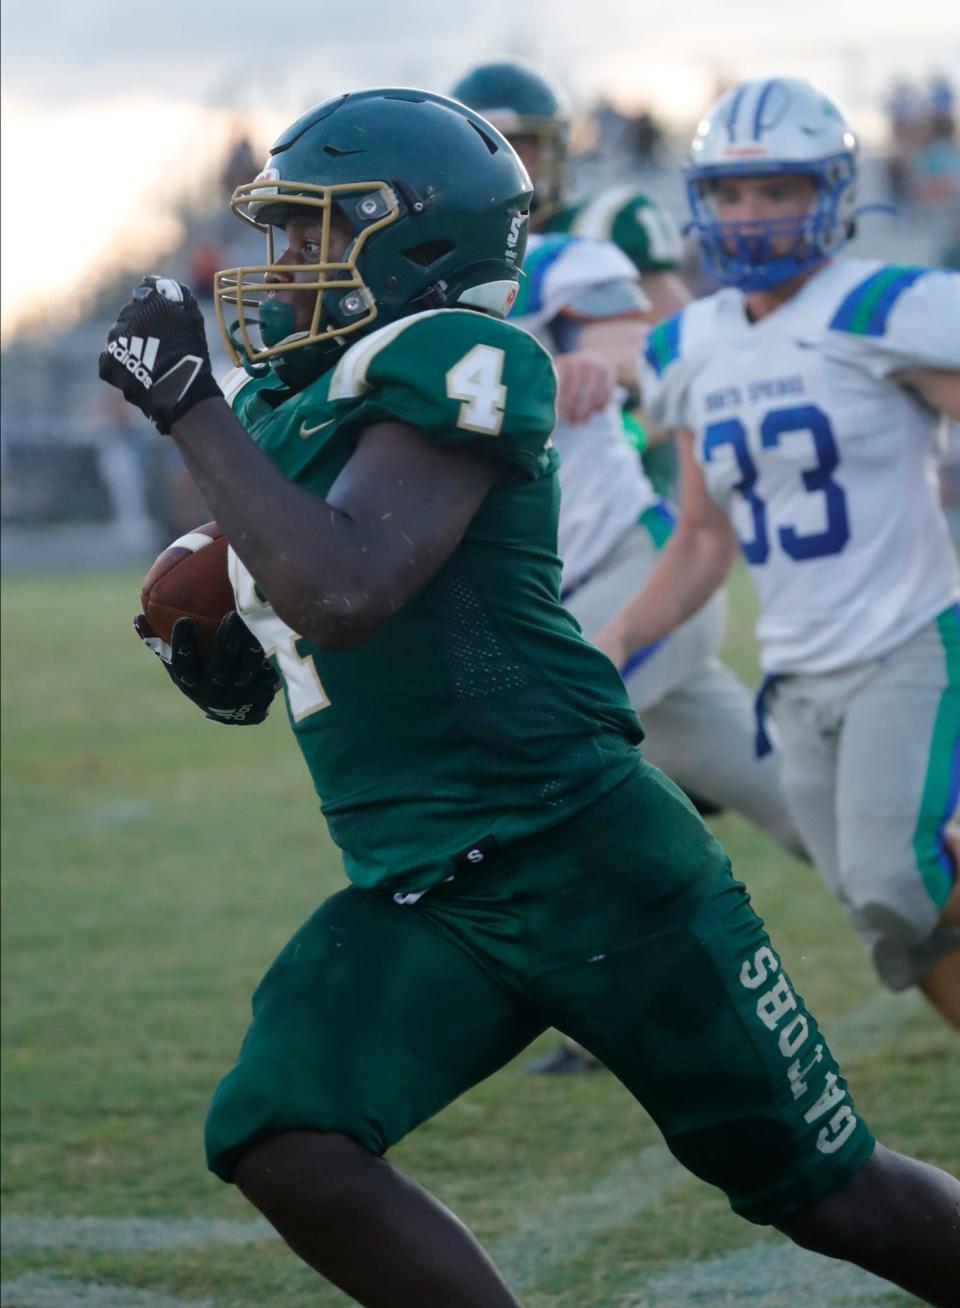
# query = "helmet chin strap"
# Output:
<box><xmin>229</xmin><ymin>321</ymin><xmax>272</xmax><ymax>379</ymax></box>
<box><xmin>410</xmin><ymin>280</ymin><xmax>450</xmax><ymax>311</ymax></box>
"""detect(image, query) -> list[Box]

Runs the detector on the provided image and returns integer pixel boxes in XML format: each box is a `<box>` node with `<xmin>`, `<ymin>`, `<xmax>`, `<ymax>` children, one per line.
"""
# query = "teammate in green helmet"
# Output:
<box><xmin>449</xmin><ymin>58</ymin><xmax>690</xmax><ymax>320</ymax></box>
<box><xmin>450</xmin><ymin>57</ymin><xmax>689</xmax><ymax>505</ymax></box>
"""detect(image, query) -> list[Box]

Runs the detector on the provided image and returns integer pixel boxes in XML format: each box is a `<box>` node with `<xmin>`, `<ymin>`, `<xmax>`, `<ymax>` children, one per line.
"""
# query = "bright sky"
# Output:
<box><xmin>0</xmin><ymin>97</ymin><xmax>289</xmax><ymax>339</ymax></box>
<box><xmin>2</xmin><ymin>0</ymin><xmax>958</xmax><ymax>337</ymax></box>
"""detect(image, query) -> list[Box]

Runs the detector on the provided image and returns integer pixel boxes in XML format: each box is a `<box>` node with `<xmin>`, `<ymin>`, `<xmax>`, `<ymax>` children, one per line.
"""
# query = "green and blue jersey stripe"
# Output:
<box><xmin>644</xmin><ymin>313</ymin><xmax>683</xmax><ymax>377</ymax></box>
<box><xmin>828</xmin><ymin>266</ymin><xmax>931</xmax><ymax>337</ymax></box>
<box><xmin>510</xmin><ymin>237</ymin><xmax>577</xmax><ymax>319</ymax></box>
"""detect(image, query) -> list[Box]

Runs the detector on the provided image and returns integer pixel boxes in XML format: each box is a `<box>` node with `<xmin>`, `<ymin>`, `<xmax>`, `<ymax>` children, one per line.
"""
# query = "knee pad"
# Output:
<box><xmin>841</xmin><ymin>856</ymin><xmax>946</xmax><ymax>990</ymax></box>
<box><xmin>846</xmin><ymin>887</ymin><xmax>959</xmax><ymax>990</ymax></box>
<box><xmin>871</xmin><ymin>924</ymin><xmax>960</xmax><ymax>991</ymax></box>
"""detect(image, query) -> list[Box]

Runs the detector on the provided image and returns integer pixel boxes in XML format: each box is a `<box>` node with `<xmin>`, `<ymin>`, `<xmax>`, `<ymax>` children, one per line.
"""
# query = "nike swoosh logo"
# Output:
<box><xmin>299</xmin><ymin>418</ymin><xmax>335</xmax><ymax>438</ymax></box>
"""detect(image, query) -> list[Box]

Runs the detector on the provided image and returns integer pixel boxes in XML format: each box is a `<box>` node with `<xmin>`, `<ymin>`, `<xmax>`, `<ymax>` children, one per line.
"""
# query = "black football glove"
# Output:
<box><xmin>99</xmin><ymin>276</ymin><xmax>223</xmax><ymax>433</ymax></box>
<box><xmin>134</xmin><ymin>611</ymin><xmax>281</xmax><ymax>725</ymax></box>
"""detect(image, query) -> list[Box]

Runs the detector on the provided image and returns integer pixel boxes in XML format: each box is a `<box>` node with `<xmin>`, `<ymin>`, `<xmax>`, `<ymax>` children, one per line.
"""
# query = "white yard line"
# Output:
<box><xmin>0</xmin><ymin>1275</ymin><xmax>214</xmax><ymax>1308</ymax></box>
<box><xmin>490</xmin><ymin>1142</ymin><xmax>687</xmax><ymax>1289</ymax></box>
<box><xmin>0</xmin><ymin>1215</ymin><xmax>273</xmax><ymax>1254</ymax></box>
<box><xmin>501</xmin><ymin>987</ymin><xmax>924</xmax><ymax>1300</ymax></box>
<box><xmin>628</xmin><ymin>1240</ymin><xmax>900</xmax><ymax>1307</ymax></box>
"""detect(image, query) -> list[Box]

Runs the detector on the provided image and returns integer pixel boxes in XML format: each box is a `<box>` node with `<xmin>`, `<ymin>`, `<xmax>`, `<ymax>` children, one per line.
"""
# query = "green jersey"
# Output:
<box><xmin>549</xmin><ymin>187</ymin><xmax>683</xmax><ymax>274</ymax></box>
<box><xmin>225</xmin><ymin>309</ymin><xmax>642</xmax><ymax>892</ymax></box>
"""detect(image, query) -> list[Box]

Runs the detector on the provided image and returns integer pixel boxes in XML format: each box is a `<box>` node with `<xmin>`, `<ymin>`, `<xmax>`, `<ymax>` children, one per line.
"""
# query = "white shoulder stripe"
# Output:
<box><xmin>570</xmin><ymin>185</ymin><xmax>641</xmax><ymax>239</ymax></box>
<box><xmin>219</xmin><ymin>366</ymin><xmax>256</xmax><ymax>407</ymax></box>
<box><xmin>327</xmin><ymin>310</ymin><xmax>447</xmax><ymax>401</ymax></box>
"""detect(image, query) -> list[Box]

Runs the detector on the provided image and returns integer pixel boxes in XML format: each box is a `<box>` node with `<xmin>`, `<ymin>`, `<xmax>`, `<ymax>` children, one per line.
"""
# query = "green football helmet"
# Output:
<box><xmin>215</xmin><ymin>88</ymin><xmax>533</xmax><ymax>389</ymax></box>
<box><xmin>449</xmin><ymin>61</ymin><xmax>570</xmax><ymax>220</ymax></box>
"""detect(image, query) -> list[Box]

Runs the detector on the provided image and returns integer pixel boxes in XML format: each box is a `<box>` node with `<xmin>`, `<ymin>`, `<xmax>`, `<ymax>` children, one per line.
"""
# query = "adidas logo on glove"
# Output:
<box><xmin>99</xmin><ymin>274</ymin><xmax>223</xmax><ymax>433</ymax></box>
<box><xmin>107</xmin><ymin>335</ymin><xmax>161</xmax><ymax>389</ymax></box>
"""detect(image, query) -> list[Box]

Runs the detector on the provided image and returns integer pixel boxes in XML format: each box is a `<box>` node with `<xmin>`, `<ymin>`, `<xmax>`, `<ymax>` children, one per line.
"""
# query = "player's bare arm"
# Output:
<box><xmin>572</xmin><ymin>314</ymin><xmax>649</xmax><ymax>400</ymax></box>
<box><xmin>593</xmin><ymin>427</ymin><xmax>738</xmax><ymax>664</ymax></box>
<box><xmin>891</xmin><ymin>366</ymin><xmax>960</xmax><ymax>420</ymax></box>
<box><xmin>98</xmin><ymin>267</ymin><xmax>504</xmax><ymax>652</ymax></box>
<box><xmin>637</xmin><ymin>270</ymin><xmax>691</xmax><ymax>326</ymax></box>
<box><xmin>170</xmin><ymin>398</ymin><xmax>501</xmax><ymax>650</ymax></box>
<box><xmin>638</xmin><ymin>418</ymin><xmax>677</xmax><ymax>448</ymax></box>
<box><xmin>552</xmin><ymin>351</ymin><xmax>615</xmax><ymax>424</ymax></box>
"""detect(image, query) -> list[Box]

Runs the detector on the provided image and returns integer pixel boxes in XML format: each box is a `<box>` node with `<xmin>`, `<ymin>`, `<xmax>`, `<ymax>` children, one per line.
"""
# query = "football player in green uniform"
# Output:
<box><xmin>450</xmin><ymin>60</ymin><xmax>690</xmax><ymax>327</ymax></box>
<box><xmin>449</xmin><ymin>58</ymin><xmax>688</xmax><ymax>497</ymax></box>
<box><xmin>99</xmin><ymin>89</ymin><xmax>959</xmax><ymax>1308</ymax></box>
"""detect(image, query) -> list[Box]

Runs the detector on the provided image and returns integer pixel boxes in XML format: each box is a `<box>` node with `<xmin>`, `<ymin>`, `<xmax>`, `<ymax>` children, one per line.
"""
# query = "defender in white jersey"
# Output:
<box><xmin>597</xmin><ymin>77</ymin><xmax>960</xmax><ymax>1027</ymax></box>
<box><xmin>511</xmin><ymin>231</ymin><xmax>803</xmax><ymax>853</ymax></box>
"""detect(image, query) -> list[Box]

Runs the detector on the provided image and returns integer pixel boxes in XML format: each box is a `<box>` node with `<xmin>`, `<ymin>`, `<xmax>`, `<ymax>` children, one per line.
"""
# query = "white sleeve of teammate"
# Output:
<box><xmin>846</xmin><ymin>270</ymin><xmax>960</xmax><ymax>379</ymax></box>
<box><xmin>536</xmin><ymin>238</ymin><xmax>649</xmax><ymax>327</ymax></box>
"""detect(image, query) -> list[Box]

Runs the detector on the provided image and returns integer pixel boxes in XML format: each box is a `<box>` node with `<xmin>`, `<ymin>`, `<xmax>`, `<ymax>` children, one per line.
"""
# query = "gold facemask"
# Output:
<box><xmin>214</xmin><ymin>178</ymin><xmax>400</xmax><ymax>370</ymax></box>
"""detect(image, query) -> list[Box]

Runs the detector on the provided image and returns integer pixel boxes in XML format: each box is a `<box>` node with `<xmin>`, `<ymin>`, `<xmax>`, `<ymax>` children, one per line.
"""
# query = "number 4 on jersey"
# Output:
<box><xmin>446</xmin><ymin>344</ymin><xmax>507</xmax><ymax>435</ymax></box>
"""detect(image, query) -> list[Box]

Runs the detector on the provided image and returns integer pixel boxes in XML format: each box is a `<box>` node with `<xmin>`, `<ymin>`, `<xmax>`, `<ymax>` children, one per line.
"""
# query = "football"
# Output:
<box><xmin>140</xmin><ymin>521</ymin><xmax>235</xmax><ymax>653</ymax></box>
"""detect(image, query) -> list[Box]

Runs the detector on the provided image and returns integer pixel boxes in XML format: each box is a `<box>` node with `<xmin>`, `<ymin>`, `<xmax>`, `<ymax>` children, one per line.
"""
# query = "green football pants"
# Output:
<box><xmin>206</xmin><ymin>761</ymin><xmax>874</xmax><ymax>1224</ymax></box>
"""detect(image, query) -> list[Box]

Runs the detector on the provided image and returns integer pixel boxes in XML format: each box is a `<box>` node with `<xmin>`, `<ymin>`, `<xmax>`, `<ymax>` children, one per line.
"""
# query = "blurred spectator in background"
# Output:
<box><xmin>591</xmin><ymin>96</ymin><xmax>629</xmax><ymax>157</ymax></box>
<box><xmin>884</xmin><ymin>73</ymin><xmax>960</xmax><ymax>210</ymax></box>
<box><xmin>222</xmin><ymin>129</ymin><xmax>258</xmax><ymax>198</ymax></box>
<box><xmin>621</xmin><ymin>106</ymin><xmax>664</xmax><ymax>165</ymax></box>
<box><xmin>910</xmin><ymin>74</ymin><xmax>960</xmax><ymax>208</ymax></box>
<box><xmin>929</xmin><ymin>73</ymin><xmax>956</xmax><ymax>138</ymax></box>
<box><xmin>884</xmin><ymin>78</ymin><xmax>925</xmax><ymax>203</ymax></box>
<box><xmin>188</xmin><ymin>241</ymin><xmax>226</xmax><ymax>300</ymax></box>
<box><xmin>911</xmin><ymin>135</ymin><xmax>960</xmax><ymax>208</ymax></box>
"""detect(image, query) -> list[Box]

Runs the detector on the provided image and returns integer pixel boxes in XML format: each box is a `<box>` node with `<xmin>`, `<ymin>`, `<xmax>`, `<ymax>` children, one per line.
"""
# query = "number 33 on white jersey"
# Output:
<box><xmin>641</xmin><ymin>260</ymin><xmax>960</xmax><ymax>674</ymax></box>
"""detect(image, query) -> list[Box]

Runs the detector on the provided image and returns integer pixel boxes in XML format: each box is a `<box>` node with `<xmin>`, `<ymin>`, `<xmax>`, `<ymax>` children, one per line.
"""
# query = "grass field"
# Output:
<box><xmin>2</xmin><ymin>566</ymin><xmax>957</xmax><ymax>1308</ymax></box>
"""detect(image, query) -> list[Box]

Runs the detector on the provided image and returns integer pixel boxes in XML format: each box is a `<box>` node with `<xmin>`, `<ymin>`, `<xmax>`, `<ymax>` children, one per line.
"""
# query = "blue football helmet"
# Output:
<box><xmin>685</xmin><ymin>78</ymin><xmax>859</xmax><ymax>291</ymax></box>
